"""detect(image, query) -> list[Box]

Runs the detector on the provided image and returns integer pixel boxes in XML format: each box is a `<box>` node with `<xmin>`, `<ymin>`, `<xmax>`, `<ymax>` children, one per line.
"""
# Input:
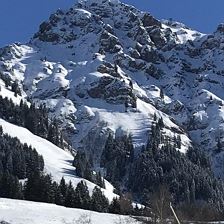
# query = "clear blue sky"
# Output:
<box><xmin>1</xmin><ymin>0</ymin><xmax>224</xmax><ymax>47</ymax></box>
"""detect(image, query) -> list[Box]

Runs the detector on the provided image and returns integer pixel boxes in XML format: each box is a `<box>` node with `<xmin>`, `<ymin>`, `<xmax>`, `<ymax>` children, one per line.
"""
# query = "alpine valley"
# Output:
<box><xmin>1</xmin><ymin>0</ymin><xmax>224</xmax><ymax>222</ymax></box>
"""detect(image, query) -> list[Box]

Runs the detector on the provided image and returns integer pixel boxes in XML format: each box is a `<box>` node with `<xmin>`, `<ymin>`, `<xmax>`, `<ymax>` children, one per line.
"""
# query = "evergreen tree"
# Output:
<box><xmin>91</xmin><ymin>187</ymin><xmax>109</xmax><ymax>213</ymax></box>
<box><xmin>176</xmin><ymin>135</ymin><xmax>181</xmax><ymax>149</ymax></box>
<box><xmin>0</xmin><ymin>171</ymin><xmax>23</xmax><ymax>199</ymax></box>
<box><xmin>64</xmin><ymin>181</ymin><xmax>76</xmax><ymax>208</ymax></box>
<box><xmin>109</xmin><ymin>197</ymin><xmax>121</xmax><ymax>214</ymax></box>
<box><xmin>0</xmin><ymin>126</ymin><xmax>3</xmax><ymax>135</ymax></box>
<box><xmin>73</xmin><ymin>151</ymin><xmax>93</xmax><ymax>182</ymax></box>
<box><xmin>39</xmin><ymin>174</ymin><xmax>55</xmax><ymax>203</ymax></box>
<box><xmin>101</xmin><ymin>134</ymin><xmax>134</xmax><ymax>183</ymax></box>
<box><xmin>95</xmin><ymin>171</ymin><xmax>105</xmax><ymax>189</ymax></box>
<box><xmin>24</xmin><ymin>171</ymin><xmax>42</xmax><ymax>201</ymax></box>
<box><xmin>58</xmin><ymin>177</ymin><xmax>67</xmax><ymax>201</ymax></box>
<box><xmin>74</xmin><ymin>181</ymin><xmax>91</xmax><ymax>209</ymax></box>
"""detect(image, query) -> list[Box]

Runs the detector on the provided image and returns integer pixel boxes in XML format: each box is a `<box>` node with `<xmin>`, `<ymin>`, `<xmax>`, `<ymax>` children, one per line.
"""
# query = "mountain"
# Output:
<box><xmin>0</xmin><ymin>0</ymin><xmax>195</xmax><ymax>161</ymax></box>
<box><xmin>1</xmin><ymin>0</ymin><xmax>224</xmax><ymax>219</ymax></box>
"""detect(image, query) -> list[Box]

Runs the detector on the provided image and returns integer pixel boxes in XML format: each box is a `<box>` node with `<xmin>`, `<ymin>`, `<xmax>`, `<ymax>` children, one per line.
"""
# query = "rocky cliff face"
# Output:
<box><xmin>1</xmin><ymin>0</ymin><xmax>224</xmax><ymax>176</ymax></box>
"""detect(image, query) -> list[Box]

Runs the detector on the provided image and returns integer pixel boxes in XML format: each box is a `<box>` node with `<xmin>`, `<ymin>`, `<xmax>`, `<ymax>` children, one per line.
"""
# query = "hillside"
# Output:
<box><xmin>0</xmin><ymin>198</ymin><xmax>140</xmax><ymax>224</ymax></box>
<box><xmin>0</xmin><ymin>118</ymin><xmax>116</xmax><ymax>201</ymax></box>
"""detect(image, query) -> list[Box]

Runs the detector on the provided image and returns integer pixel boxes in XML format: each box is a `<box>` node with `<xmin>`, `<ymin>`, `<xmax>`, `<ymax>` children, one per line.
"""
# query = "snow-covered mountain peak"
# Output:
<box><xmin>3</xmin><ymin>0</ymin><xmax>224</xmax><ymax>180</ymax></box>
<box><xmin>32</xmin><ymin>0</ymin><xmax>165</xmax><ymax>47</ymax></box>
<box><xmin>78</xmin><ymin>0</ymin><xmax>121</xmax><ymax>6</ymax></box>
<box><xmin>0</xmin><ymin>1</ymin><xmax>194</xmax><ymax>158</ymax></box>
<box><xmin>216</xmin><ymin>23</ymin><xmax>224</xmax><ymax>34</ymax></box>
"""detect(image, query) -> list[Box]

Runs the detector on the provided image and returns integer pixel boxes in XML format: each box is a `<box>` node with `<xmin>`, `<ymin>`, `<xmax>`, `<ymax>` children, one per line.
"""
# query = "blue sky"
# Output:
<box><xmin>0</xmin><ymin>0</ymin><xmax>224</xmax><ymax>47</ymax></box>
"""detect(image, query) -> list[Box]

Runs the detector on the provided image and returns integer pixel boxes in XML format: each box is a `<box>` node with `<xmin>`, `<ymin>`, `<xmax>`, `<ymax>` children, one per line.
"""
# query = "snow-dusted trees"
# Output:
<box><xmin>73</xmin><ymin>151</ymin><xmax>92</xmax><ymax>181</ymax></box>
<box><xmin>0</xmin><ymin>127</ymin><xmax>44</xmax><ymax>180</ymax></box>
<box><xmin>0</xmin><ymin>130</ymin><xmax>139</xmax><ymax>215</ymax></box>
<box><xmin>91</xmin><ymin>186</ymin><xmax>109</xmax><ymax>212</ymax></box>
<box><xmin>0</xmin><ymin>172</ymin><xmax>23</xmax><ymax>199</ymax></box>
<box><xmin>129</xmin><ymin>121</ymin><xmax>224</xmax><ymax>216</ymax></box>
<box><xmin>0</xmin><ymin>127</ymin><xmax>44</xmax><ymax>199</ymax></box>
<box><xmin>99</xmin><ymin>120</ymin><xmax>224</xmax><ymax>217</ymax></box>
<box><xmin>101</xmin><ymin>133</ymin><xmax>134</xmax><ymax>183</ymax></box>
<box><xmin>0</xmin><ymin>96</ymin><xmax>66</xmax><ymax>149</ymax></box>
<box><xmin>73</xmin><ymin>181</ymin><xmax>91</xmax><ymax>209</ymax></box>
<box><xmin>73</xmin><ymin>151</ymin><xmax>105</xmax><ymax>188</ymax></box>
<box><xmin>24</xmin><ymin>172</ymin><xmax>55</xmax><ymax>203</ymax></box>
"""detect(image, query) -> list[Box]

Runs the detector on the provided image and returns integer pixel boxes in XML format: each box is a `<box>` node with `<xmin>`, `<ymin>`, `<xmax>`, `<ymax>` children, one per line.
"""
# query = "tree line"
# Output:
<box><xmin>0</xmin><ymin>125</ymin><xmax>144</xmax><ymax>216</ymax></box>
<box><xmin>0</xmin><ymin>95</ymin><xmax>68</xmax><ymax>149</ymax></box>
<box><xmin>0</xmin><ymin>126</ymin><xmax>44</xmax><ymax>199</ymax></box>
<box><xmin>73</xmin><ymin>151</ymin><xmax>105</xmax><ymax>188</ymax></box>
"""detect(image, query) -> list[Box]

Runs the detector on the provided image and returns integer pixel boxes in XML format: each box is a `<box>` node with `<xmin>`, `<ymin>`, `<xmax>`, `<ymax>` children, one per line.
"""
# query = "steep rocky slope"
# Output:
<box><xmin>1</xmin><ymin>0</ymin><xmax>224</xmax><ymax>178</ymax></box>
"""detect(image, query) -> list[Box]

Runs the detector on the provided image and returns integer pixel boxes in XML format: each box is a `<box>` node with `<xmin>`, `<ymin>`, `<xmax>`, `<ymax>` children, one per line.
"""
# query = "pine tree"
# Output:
<box><xmin>91</xmin><ymin>187</ymin><xmax>109</xmax><ymax>213</ymax></box>
<box><xmin>109</xmin><ymin>197</ymin><xmax>121</xmax><ymax>214</ymax></box>
<box><xmin>153</xmin><ymin>113</ymin><xmax>157</xmax><ymax>122</ymax></box>
<box><xmin>158</xmin><ymin>117</ymin><xmax>164</xmax><ymax>129</ymax></box>
<box><xmin>64</xmin><ymin>181</ymin><xmax>76</xmax><ymax>208</ymax></box>
<box><xmin>52</xmin><ymin>181</ymin><xmax>61</xmax><ymax>204</ymax></box>
<box><xmin>74</xmin><ymin>181</ymin><xmax>91</xmax><ymax>209</ymax></box>
<box><xmin>84</xmin><ymin>162</ymin><xmax>93</xmax><ymax>182</ymax></box>
<box><xmin>39</xmin><ymin>174</ymin><xmax>55</xmax><ymax>203</ymax></box>
<box><xmin>11</xmin><ymin>81</ymin><xmax>21</xmax><ymax>97</ymax></box>
<box><xmin>96</xmin><ymin>171</ymin><xmax>105</xmax><ymax>188</ymax></box>
<box><xmin>5</xmin><ymin>154</ymin><xmax>13</xmax><ymax>174</ymax></box>
<box><xmin>176</xmin><ymin>135</ymin><xmax>181</xmax><ymax>149</ymax></box>
<box><xmin>59</xmin><ymin>177</ymin><xmax>67</xmax><ymax>199</ymax></box>
<box><xmin>73</xmin><ymin>151</ymin><xmax>93</xmax><ymax>182</ymax></box>
<box><xmin>24</xmin><ymin>171</ymin><xmax>42</xmax><ymax>201</ymax></box>
<box><xmin>0</xmin><ymin>172</ymin><xmax>23</xmax><ymax>199</ymax></box>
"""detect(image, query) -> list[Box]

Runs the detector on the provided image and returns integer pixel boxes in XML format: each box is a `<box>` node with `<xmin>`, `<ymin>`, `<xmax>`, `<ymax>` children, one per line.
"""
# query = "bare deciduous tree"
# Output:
<box><xmin>119</xmin><ymin>193</ymin><xmax>133</xmax><ymax>215</ymax></box>
<box><xmin>150</xmin><ymin>185</ymin><xmax>171</xmax><ymax>224</ymax></box>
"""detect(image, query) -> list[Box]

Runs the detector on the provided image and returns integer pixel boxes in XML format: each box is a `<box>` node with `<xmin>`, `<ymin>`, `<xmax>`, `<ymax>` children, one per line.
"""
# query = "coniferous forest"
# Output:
<box><xmin>1</xmin><ymin>98</ymin><xmax>224</xmax><ymax>220</ymax></box>
<box><xmin>0</xmin><ymin>96</ymin><xmax>68</xmax><ymax>149</ymax></box>
<box><xmin>1</xmin><ymin>92</ymin><xmax>224</xmax><ymax>220</ymax></box>
<box><xmin>0</xmin><ymin>124</ymin><xmax>139</xmax><ymax>216</ymax></box>
<box><xmin>101</xmin><ymin>118</ymin><xmax>224</xmax><ymax>219</ymax></box>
